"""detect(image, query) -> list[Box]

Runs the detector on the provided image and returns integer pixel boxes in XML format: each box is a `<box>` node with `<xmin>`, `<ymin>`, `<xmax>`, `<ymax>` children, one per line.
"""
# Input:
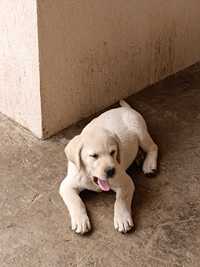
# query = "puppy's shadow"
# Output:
<box><xmin>126</xmin><ymin>149</ymin><xmax>160</xmax><ymax>232</ymax></box>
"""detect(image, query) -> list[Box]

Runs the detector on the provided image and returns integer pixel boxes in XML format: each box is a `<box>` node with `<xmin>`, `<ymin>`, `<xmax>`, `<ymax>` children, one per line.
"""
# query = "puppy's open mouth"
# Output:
<box><xmin>93</xmin><ymin>177</ymin><xmax>111</xmax><ymax>192</ymax></box>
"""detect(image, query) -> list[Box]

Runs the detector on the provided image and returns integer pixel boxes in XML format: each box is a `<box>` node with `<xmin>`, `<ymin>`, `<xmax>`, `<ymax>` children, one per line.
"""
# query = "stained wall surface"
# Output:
<box><xmin>0</xmin><ymin>1</ymin><xmax>200</xmax><ymax>138</ymax></box>
<box><xmin>37</xmin><ymin>0</ymin><xmax>200</xmax><ymax>137</ymax></box>
<box><xmin>0</xmin><ymin>0</ymin><xmax>41</xmax><ymax>137</ymax></box>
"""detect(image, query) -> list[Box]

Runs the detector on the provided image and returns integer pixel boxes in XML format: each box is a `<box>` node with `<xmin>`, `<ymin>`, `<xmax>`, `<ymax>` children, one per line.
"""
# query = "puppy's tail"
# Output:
<box><xmin>119</xmin><ymin>99</ymin><xmax>132</xmax><ymax>109</ymax></box>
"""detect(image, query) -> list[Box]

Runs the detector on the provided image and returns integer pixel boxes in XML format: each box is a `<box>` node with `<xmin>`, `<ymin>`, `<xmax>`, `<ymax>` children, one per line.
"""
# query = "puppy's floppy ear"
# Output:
<box><xmin>113</xmin><ymin>134</ymin><xmax>121</xmax><ymax>164</ymax></box>
<box><xmin>64</xmin><ymin>135</ymin><xmax>83</xmax><ymax>170</ymax></box>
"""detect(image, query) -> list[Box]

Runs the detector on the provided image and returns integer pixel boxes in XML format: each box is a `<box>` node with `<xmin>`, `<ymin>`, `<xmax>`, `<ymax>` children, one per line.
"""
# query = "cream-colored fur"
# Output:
<box><xmin>59</xmin><ymin>100</ymin><xmax>158</xmax><ymax>234</ymax></box>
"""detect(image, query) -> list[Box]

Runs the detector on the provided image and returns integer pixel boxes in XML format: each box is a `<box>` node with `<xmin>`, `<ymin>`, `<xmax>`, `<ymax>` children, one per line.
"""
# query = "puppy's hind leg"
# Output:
<box><xmin>59</xmin><ymin>179</ymin><xmax>91</xmax><ymax>234</ymax></box>
<box><xmin>138</xmin><ymin>130</ymin><xmax>158</xmax><ymax>176</ymax></box>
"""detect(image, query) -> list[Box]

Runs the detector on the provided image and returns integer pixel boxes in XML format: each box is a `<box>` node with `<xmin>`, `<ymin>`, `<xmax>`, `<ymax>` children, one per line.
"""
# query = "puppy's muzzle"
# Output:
<box><xmin>105</xmin><ymin>167</ymin><xmax>116</xmax><ymax>178</ymax></box>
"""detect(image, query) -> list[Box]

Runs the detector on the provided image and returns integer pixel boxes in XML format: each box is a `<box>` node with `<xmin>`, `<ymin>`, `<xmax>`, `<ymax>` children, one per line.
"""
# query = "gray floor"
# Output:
<box><xmin>1</xmin><ymin>64</ymin><xmax>200</xmax><ymax>267</ymax></box>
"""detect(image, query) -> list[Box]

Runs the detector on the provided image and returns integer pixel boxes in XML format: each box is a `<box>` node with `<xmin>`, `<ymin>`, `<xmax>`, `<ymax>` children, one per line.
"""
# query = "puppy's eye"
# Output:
<box><xmin>90</xmin><ymin>153</ymin><xmax>99</xmax><ymax>159</ymax></box>
<box><xmin>110</xmin><ymin>150</ymin><xmax>115</xmax><ymax>156</ymax></box>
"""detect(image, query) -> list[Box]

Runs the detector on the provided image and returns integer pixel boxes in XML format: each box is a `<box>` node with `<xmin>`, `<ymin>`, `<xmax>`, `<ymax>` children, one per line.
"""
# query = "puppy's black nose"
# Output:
<box><xmin>105</xmin><ymin>167</ymin><xmax>116</xmax><ymax>178</ymax></box>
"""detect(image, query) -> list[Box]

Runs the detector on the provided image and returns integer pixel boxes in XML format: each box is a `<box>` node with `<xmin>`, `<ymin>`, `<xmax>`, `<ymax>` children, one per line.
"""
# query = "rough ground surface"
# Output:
<box><xmin>0</xmin><ymin>64</ymin><xmax>200</xmax><ymax>267</ymax></box>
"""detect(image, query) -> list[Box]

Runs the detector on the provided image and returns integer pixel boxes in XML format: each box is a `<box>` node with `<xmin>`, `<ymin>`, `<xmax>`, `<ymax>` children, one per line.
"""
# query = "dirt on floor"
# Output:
<box><xmin>0</xmin><ymin>63</ymin><xmax>200</xmax><ymax>267</ymax></box>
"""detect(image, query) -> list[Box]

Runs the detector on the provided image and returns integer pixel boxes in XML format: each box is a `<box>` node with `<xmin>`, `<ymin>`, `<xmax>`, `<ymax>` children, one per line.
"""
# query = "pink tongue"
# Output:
<box><xmin>97</xmin><ymin>179</ymin><xmax>110</xmax><ymax>191</ymax></box>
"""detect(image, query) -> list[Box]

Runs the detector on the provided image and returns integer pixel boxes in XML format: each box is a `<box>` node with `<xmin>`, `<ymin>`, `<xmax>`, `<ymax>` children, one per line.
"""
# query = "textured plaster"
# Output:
<box><xmin>37</xmin><ymin>0</ymin><xmax>200</xmax><ymax>137</ymax></box>
<box><xmin>0</xmin><ymin>0</ymin><xmax>41</xmax><ymax>137</ymax></box>
<box><xmin>0</xmin><ymin>1</ymin><xmax>200</xmax><ymax>138</ymax></box>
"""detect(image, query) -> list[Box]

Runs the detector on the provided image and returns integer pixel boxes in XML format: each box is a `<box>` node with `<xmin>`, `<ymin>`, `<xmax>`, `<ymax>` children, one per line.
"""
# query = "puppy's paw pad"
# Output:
<box><xmin>114</xmin><ymin>213</ymin><xmax>134</xmax><ymax>233</ymax></box>
<box><xmin>71</xmin><ymin>214</ymin><xmax>91</xmax><ymax>234</ymax></box>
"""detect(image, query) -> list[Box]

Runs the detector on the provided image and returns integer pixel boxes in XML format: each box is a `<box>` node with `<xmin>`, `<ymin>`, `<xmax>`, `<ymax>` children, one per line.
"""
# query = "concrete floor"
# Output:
<box><xmin>1</xmin><ymin>64</ymin><xmax>200</xmax><ymax>267</ymax></box>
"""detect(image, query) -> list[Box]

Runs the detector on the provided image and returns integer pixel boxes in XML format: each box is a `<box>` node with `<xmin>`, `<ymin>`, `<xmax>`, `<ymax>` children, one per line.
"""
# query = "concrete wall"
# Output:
<box><xmin>37</xmin><ymin>0</ymin><xmax>200</xmax><ymax>138</ymax></box>
<box><xmin>0</xmin><ymin>1</ymin><xmax>200</xmax><ymax>138</ymax></box>
<box><xmin>0</xmin><ymin>0</ymin><xmax>41</xmax><ymax>137</ymax></box>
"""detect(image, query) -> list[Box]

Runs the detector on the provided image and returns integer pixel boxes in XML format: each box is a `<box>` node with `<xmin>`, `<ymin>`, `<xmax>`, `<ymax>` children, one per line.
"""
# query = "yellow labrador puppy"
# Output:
<box><xmin>59</xmin><ymin>100</ymin><xmax>158</xmax><ymax>234</ymax></box>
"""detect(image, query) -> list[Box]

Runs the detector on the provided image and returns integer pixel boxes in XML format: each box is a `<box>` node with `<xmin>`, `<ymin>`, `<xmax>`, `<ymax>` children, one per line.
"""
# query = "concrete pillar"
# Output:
<box><xmin>1</xmin><ymin>0</ymin><xmax>200</xmax><ymax>138</ymax></box>
<box><xmin>0</xmin><ymin>0</ymin><xmax>41</xmax><ymax>137</ymax></box>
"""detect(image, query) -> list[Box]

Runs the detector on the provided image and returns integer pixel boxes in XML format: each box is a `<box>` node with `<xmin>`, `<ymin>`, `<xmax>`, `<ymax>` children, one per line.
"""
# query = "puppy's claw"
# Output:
<box><xmin>145</xmin><ymin>169</ymin><xmax>157</xmax><ymax>177</ymax></box>
<box><xmin>114</xmin><ymin>213</ymin><xmax>134</xmax><ymax>233</ymax></box>
<box><xmin>71</xmin><ymin>214</ymin><xmax>91</xmax><ymax>235</ymax></box>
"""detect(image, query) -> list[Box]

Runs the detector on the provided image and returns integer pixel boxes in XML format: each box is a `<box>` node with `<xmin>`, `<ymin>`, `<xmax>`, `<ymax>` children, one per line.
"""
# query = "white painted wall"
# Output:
<box><xmin>0</xmin><ymin>0</ymin><xmax>200</xmax><ymax>138</ymax></box>
<box><xmin>37</xmin><ymin>0</ymin><xmax>200</xmax><ymax>137</ymax></box>
<box><xmin>0</xmin><ymin>0</ymin><xmax>41</xmax><ymax>137</ymax></box>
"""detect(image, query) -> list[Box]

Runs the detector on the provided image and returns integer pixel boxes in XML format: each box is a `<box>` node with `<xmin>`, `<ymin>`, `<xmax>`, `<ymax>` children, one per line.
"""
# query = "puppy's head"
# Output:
<box><xmin>65</xmin><ymin>128</ymin><xmax>121</xmax><ymax>191</ymax></box>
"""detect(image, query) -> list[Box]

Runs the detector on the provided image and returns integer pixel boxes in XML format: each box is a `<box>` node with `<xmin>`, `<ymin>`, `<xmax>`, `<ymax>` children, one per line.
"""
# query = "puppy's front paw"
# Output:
<box><xmin>71</xmin><ymin>213</ymin><xmax>91</xmax><ymax>234</ymax></box>
<box><xmin>142</xmin><ymin>156</ymin><xmax>157</xmax><ymax>176</ymax></box>
<box><xmin>114</xmin><ymin>211</ymin><xmax>134</xmax><ymax>233</ymax></box>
